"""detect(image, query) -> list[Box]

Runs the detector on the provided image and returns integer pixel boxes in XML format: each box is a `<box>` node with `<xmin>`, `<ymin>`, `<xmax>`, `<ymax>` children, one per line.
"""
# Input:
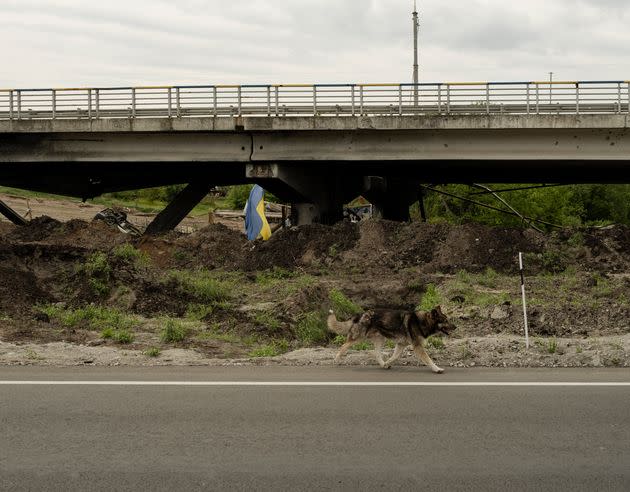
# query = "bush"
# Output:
<box><xmin>248</xmin><ymin>340</ymin><xmax>290</xmax><ymax>358</ymax></box>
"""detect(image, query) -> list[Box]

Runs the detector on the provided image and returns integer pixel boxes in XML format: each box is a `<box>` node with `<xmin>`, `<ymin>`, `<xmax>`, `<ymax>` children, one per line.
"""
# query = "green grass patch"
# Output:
<box><xmin>253</xmin><ymin>311</ymin><xmax>282</xmax><ymax>332</ymax></box>
<box><xmin>547</xmin><ymin>338</ymin><xmax>558</xmax><ymax>354</ymax></box>
<box><xmin>295</xmin><ymin>311</ymin><xmax>328</xmax><ymax>346</ymax></box>
<box><xmin>426</xmin><ymin>335</ymin><xmax>445</xmax><ymax>350</ymax></box>
<box><xmin>100</xmin><ymin>327</ymin><xmax>134</xmax><ymax>344</ymax></box>
<box><xmin>477</xmin><ymin>267</ymin><xmax>499</xmax><ymax>288</ymax></box>
<box><xmin>248</xmin><ymin>339</ymin><xmax>290</xmax><ymax>358</ymax></box>
<box><xmin>160</xmin><ymin>317</ymin><xmax>188</xmax><ymax>343</ymax></box>
<box><xmin>167</xmin><ymin>270</ymin><xmax>233</xmax><ymax>303</ymax></box>
<box><xmin>39</xmin><ymin>304</ymin><xmax>136</xmax><ymax>332</ymax></box>
<box><xmin>112</xmin><ymin>243</ymin><xmax>150</xmax><ymax>266</ymax></box>
<box><xmin>81</xmin><ymin>252</ymin><xmax>111</xmax><ymax>295</ymax></box>
<box><xmin>351</xmin><ymin>341</ymin><xmax>373</xmax><ymax>351</ymax></box>
<box><xmin>329</xmin><ymin>289</ymin><xmax>362</xmax><ymax>320</ymax></box>
<box><xmin>418</xmin><ymin>283</ymin><xmax>442</xmax><ymax>311</ymax></box>
<box><xmin>143</xmin><ymin>347</ymin><xmax>161</xmax><ymax>357</ymax></box>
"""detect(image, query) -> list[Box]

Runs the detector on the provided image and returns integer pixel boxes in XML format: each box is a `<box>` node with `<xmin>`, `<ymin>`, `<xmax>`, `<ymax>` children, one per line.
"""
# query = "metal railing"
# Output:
<box><xmin>1</xmin><ymin>81</ymin><xmax>629</xmax><ymax>120</ymax></box>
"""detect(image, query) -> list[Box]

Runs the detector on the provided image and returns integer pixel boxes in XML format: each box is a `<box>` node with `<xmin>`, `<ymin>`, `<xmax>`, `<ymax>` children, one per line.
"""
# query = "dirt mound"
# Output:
<box><xmin>172</xmin><ymin>224</ymin><xmax>248</xmax><ymax>269</ymax></box>
<box><xmin>242</xmin><ymin>222</ymin><xmax>359</xmax><ymax>270</ymax></box>
<box><xmin>5</xmin><ymin>216</ymin><xmax>62</xmax><ymax>242</ymax></box>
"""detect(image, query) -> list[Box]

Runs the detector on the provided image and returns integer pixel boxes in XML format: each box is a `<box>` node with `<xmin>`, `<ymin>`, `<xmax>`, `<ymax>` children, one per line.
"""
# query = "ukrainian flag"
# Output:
<box><xmin>245</xmin><ymin>185</ymin><xmax>272</xmax><ymax>241</ymax></box>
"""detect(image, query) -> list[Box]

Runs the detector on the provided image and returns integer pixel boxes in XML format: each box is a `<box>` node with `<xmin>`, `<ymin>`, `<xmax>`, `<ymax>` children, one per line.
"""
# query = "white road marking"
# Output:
<box><xmin>0</xmin><ymin>381</ymin><xmax>629</xmax><ymax>387</ymax></box>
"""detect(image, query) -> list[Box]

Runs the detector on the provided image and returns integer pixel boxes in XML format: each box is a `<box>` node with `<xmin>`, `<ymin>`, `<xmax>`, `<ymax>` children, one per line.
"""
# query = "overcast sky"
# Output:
<box><xmin>2</xmin><ymin>0</ymin><xmax>629</xmax><ymax>88</ymax></box>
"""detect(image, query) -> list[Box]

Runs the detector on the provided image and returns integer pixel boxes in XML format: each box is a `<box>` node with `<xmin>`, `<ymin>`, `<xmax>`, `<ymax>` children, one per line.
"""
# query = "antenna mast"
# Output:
<box><xmin>413</xmin><ymin>1</ymin><xmax>419</xmax><ymax>106</ymax></box>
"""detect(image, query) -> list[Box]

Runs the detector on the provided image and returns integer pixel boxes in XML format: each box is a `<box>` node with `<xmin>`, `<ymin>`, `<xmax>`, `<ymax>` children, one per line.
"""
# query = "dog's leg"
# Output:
<box><xmin>334</xmin><ymin>340</ymin><xmax>355</xmax><ymax>364</ymax></box>
<box><xmin>372</xmin><ymin>338</ymin><xmax>388</xmax><ymax>369</ymax></box>
<box><xmin>383</xmin><ymin>342</ymin><xmax>405</xmax><ymax>368</ymax></box>
<box><xmin>412</xmin><ymin>344</ymin><xmax>444</xmax><ymax>374</ymax></box>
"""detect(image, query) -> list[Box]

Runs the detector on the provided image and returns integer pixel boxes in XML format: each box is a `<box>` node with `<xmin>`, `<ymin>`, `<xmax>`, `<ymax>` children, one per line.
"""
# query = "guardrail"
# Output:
<box><xmin>1</xmin><ymin>81</ymin><xmax>629</xmax><ymax>120</ymax></box>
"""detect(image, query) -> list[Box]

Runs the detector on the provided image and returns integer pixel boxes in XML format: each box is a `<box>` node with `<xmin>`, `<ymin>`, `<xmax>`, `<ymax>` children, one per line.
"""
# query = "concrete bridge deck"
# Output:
<box><xmin>1</xmin><ymin>113</ymin><xmax>629</xmax><ymax>228</ymax></box>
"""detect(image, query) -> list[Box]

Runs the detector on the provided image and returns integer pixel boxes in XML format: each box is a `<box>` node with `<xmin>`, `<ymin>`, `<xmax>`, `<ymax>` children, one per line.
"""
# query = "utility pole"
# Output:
<box><xmin>413</xmin><ymin>1</ymin><xmax>419</xmax><ymax>107</ymax></box>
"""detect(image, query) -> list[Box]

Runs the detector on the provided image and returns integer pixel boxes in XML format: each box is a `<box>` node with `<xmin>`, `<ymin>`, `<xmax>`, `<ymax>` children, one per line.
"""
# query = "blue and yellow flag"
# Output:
<box><xmin>245</xmin><ymin>185</ymin><xmax>272</xmax><ymax>241</ymax></box>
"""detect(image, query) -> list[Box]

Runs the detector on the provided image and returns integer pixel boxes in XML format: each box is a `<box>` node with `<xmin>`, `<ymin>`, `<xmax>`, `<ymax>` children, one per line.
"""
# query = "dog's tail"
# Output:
<box><xmin>327</xmin><ymin>309</ymin><xmax>354</xmax><ymax>336</ymax></box>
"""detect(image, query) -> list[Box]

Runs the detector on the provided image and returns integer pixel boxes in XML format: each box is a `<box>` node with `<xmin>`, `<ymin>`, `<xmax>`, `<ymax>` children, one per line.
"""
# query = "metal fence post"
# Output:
<box><xmin>446</xmin><ymin>84</ymin><xmax>451</xmax><ymax>114</ymax></box>
<box><xmin>575</xmin><ymin>83</ymin><xmax>580</xmax><ymax>115</ymax></box>
<box><xmin>535</xmin><ymin>84</ymin><xmax>540</xmax><ymax>114</ymax></box>
<box><xmin>437</xmin><ymin>85</ymin><xmax>442</xmax><ymax>114</ymax></box>
<box><xmin>617</xmin><ymin>83</ymin><xmax>621</xmax><ymax>114</ymax></box>
<box><xmin>526</xmin><ymin>84</ymin><xmax>530</xmax><ymax>115</ymax></box>
<box><xmin>213</xmin><ymin>87</ymin><xmax>218</xmax><ymax>117</ymax></box>
<box><xmin>176</xmin><ymin>87</ymin><xmax>181</xmax><ymax>117</ymax></box>
<box><xmin>266</xmin><ymin>86</ymin><xmax>271</xmax><ymax>116</ymax></box>
<box><xmin>351</xmin><ymin>85</ymin><xmax>355</xmax><ymax>116</ymax></box>
<box><xmin>313</xmin><ymin>86</ymin><xmax>317</xmax><ymax>116</ymax></box>
<box><xmin>237</xmin><ymin>86</ymin><xmax>242</xmax><ymax>116</ymax></box>
<box><xmin>486</xmin><ymin>84</ymin><xmax>490</xmax><ymax>115</ymax></box>
<box><xmin>9</xmin><ymin>90</ymin><xmax>13</xmax><ymax>120</ymax></box>
<box><xmin>167</xmin><ymin>88</ymin><xmax>172</xmax><ymax>118</ymax></box>
<box><xmin>627</xmin><ymin>83</ymin><xmax>630</xmax><ymax>115</ymax></box>
<box><xmin>52</xmin><ymin>90</ymin><xmax>56</xmax><ymax>120</ymax></box>
<box><xmin>359</xmin><ymin>85</ymin><xmax>364</xmax><ymax>115</ymax></box>
<box><xmin>95</xmin><ymin>89</ymin><xmax>100</xmax><ymax>119</ymax></box>
<box><xmin>398</xmin><ymin>85</ymin><xmax>403</xmax><ymax>116</ymax></box>
<box><xmin>17</xmin><ymin>90</ymin><xmax>21</xmax><ymax>119</ymax></box>
<box><xmin>131</xmin><ymin>88</ymin><xmax>136</xmax><ymax>118</ymax></box>
<box><xmin>275</xmin><ymin>86</ymin><xmax>279</xmax><ymax>116</ymax></box>
<box><xmin>88</xmin><ymin>89</ymin><xmax>92</xmax><ymax>119</ymax></box>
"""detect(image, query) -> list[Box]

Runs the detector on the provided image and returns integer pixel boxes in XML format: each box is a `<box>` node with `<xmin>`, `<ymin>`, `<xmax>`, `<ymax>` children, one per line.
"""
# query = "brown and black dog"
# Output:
<box><xmin>327</xmin><ymin>306</ymin><xmax>456</xmax><ymax>373</ymax></box>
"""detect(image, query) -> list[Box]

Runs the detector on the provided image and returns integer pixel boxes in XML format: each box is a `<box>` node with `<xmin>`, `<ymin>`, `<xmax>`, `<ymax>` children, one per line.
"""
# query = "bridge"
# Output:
<box><xmin>1</xmin><ymin>81</ymin><xmax>630</xmax><ymax>230</ymax></box>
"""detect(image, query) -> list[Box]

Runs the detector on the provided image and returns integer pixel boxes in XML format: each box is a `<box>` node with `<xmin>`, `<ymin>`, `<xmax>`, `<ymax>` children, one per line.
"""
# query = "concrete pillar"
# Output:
<box><xmin>246</xmin><ymin>164</ymin><xmax>357</xmax><ymax>225</ymax></box>
<box><xmin>362</xmin><ymin>176</ymin><xmax>418</xmax><ymax>222</ymax></box>
<box><xmin>0</xmin><ymin>199</ymin><xmax>27</xmax><ymax>226</ymax></box>
<box><xmin>144</xmin><ymin>183</ymin><xmax>209</xmax><ymax>235</ymax></box>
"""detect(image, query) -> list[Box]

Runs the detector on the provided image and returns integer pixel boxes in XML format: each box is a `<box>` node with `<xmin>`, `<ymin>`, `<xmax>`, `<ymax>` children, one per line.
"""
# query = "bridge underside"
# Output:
<box><xmin>1</xmin><ymin>116</ymin><xmax>630</xmax><ymax>229</ymax></box>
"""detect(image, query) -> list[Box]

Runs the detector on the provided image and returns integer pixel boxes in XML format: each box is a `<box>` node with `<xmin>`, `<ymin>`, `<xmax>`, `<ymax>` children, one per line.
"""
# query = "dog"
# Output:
<box><xmin>327</xmin><ymin>306</ymin><xmax>456</xmax><ymax>374</ymax></box>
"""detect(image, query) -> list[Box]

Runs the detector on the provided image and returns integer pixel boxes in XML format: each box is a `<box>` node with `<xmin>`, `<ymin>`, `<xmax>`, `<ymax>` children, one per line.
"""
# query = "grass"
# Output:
<box><xmin>143</xmin><ymin>347</ymin><xmax>161</xmax><ymax>357</ymax></box>
<box><xmin>167</xmin><ymin>270</ymin><xmax>233</xmax><ymax>303</ymax></box>
<box><xmin>255</xmin><ymin>267</ymin><xmax>296</xmax><ymax>286</ymax></box>
<box><xmin>295</xmin><ymin>311</ymin><xmax>328</xmax><ymax>345</ymax></box>
<box><xmin>160</xmin><ymin>318</ymin><xmax>188</xmax><ymax>343</ymax></box>
<box><xmin>39</xmin><ymin>304</ymin><xmax>136</xmax><ymax>332</ymax></box>
<box><xmin>112</xmin><ymin>244</ymin><xmax>150</xmax><ymax>267</ymax></box>
<box><xmin>351</xmin><ymin>341</ymin><xmax>373</xmax><ymax>351</ymax></box>
<box><xmin>248</xmin><ymin>339</ymin><xmax>290</xmax><ymax>358</ymax></box>
<box><xmin>477</xmin><ymin>267</ymin><xmax>499</xmax><ymax>288</ymax></box>
<box><xmin>418</xmin><ymin>283</ymin><xmax>442</xmax><ymax>311</ymax></box>
<box><xmin>547</xmin><ymin>338</ymin><xmax>558</xmax><ymax>354</ymax></box>
<box><xmin>81</xmin><ymin>252</ymin><xmax>112</xmax><ymax>295</ymax></box>
<box><xmin>426</xmin><ymin>335</ymin><xmax>445</xmax><ymax>350</ymax></box>
<box><xmin>253</xmin><ymin>311</ymin><xmax>282</xmax><ymax>332</ymax></box>
<box><xmin>100</xmin><ymin>327</ymin><xmax>134</xmax><ymax>344</ymax></box>
<box><xmin>329</xmin><ymin>289</ymin><xmax>362</xmax><ymax>320</ymax></box>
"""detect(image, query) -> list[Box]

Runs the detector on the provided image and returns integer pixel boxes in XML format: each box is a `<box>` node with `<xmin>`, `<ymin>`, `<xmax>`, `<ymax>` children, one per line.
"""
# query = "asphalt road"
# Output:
<box><xmin>1</xmin><ymin>367</ymin><xmax>629</xmax><ymax>491</ymax></box>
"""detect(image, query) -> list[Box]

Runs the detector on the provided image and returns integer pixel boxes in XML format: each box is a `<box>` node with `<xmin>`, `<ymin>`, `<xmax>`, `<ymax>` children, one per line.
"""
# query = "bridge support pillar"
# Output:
<box><xmin>363</xmin><ymin>177</ymin><xmax>418</xmax><ymax>222</ymax></box>
<box><xmin>247</xmin><ymin>164</ymin><xmax>359</xmax><ymax>226</ymax></box>
<box><xmin>144</xmin><ymin>183</ymin><xmax>209</xmax><ymax>235</ymax></box>
<box><xmin>0</xmin><ymin>199</ymin><xmax>27</xmax><ymax>226</ymax></box>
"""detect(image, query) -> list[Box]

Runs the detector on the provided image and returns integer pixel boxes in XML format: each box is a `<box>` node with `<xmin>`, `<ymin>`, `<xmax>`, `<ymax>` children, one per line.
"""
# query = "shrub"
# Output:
<box><xmin>253</xmin><ymin>311</ymin><xmax>282</xmax><ymax>332</ymax></box>
<box><xmin>83</xmin><ymin>252</ymin><xmax>111</xmax><ymax>295</ymax></box>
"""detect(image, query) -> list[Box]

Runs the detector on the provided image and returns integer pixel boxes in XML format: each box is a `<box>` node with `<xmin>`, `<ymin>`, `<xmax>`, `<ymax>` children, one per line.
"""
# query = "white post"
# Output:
<box><xmin>519</xmin><ymin>252</ymin><xmax>530</xmax><ymax>349</ymax></box>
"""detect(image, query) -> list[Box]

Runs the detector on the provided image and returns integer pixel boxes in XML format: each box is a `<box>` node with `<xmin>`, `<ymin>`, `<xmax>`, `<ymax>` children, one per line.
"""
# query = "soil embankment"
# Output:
<box><xmin>0</xmin><ymin>216</ymin><xmax>628</xmax><ymax>368</ymax></box>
